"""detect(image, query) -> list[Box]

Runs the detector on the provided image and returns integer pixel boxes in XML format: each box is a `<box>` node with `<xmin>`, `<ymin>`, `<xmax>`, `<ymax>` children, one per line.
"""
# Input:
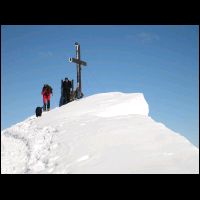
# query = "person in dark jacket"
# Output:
<box><xmin>62</xmin><ymin>78</ymin><xmax>71</xmax><ymax>104</ymax></box>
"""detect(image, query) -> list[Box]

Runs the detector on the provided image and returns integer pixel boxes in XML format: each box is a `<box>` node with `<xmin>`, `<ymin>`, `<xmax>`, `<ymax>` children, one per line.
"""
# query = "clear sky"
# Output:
<box><xmin>1</xmin><ymin>25</ymin><xmax>199</xmax><ymax>147</ymax></box>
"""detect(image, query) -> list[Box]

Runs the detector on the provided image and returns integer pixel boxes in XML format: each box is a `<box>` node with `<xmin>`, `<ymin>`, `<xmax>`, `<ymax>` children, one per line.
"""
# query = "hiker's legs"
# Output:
<box><xmin>47</xmin><ymin>100</ymin><xmax>50</xmax><ymax>111</ymax></box>
<box><xmin>47</xmin><ymin>95</ymin><xmax>51</xmax><ymax>111</ymax></box>
<box><xmin>63</xmin><ymin>91</ymin><xmax>67</xmax><ymax>104</ymax></box>
<box><xmin>66</xmin><ymin>91</ymin><xmax>70</xmax><ymax>103</ymax></box>
<box><xmin>43</xmin><ymin>96</ymin><xmax>47</xmax><ymax>111</ymax></box>
<box><xmin>67</xmin><ymin>95</ymin><xmax>70</xmax><ymax>103</ymax></box>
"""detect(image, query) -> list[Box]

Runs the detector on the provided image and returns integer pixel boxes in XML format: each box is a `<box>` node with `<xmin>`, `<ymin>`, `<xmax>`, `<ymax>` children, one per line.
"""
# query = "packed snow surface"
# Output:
<box><xmin>1</xmin><ymin>92</ymin><xmax>199</xmax><ymax>174</ymax></box>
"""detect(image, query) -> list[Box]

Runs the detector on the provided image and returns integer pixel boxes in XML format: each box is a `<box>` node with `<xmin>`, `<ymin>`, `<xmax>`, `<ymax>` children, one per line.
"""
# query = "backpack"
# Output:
<box><xmin>35</xmin><ymin>107</ymin><xmax>42</xmax><ymax>117</ymax></box>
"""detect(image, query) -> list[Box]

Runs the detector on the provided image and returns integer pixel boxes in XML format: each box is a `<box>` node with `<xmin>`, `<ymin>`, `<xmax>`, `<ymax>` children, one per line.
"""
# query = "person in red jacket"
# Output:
<box><xmin>41</xmin><ymin>84</ymin><xmax>53</xmax><ymax>111</ymax></box>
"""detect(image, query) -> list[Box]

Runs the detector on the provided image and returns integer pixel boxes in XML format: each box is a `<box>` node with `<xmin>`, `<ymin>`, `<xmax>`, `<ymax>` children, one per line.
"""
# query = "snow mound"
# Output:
<box><xmin>95</xmin><ymin>93</ymin><xmax>149</xmax><ymax>117</ymax></box>
<box><xmin>1</xmin><ymin>92</ymin><xmax>199</xmax><ymax>174</ymax></box>
<box><xmin>56</xmin><ymin>92</ymin><xmax>149</xmax><ymax>118</ymax></box>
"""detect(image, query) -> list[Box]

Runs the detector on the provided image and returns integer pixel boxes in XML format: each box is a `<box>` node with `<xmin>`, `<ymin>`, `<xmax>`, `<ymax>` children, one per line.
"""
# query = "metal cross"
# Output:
<box><xmin>69</xmin><ymin>42</ymin><xmax>87</xmax><ymax>99</ymax></box>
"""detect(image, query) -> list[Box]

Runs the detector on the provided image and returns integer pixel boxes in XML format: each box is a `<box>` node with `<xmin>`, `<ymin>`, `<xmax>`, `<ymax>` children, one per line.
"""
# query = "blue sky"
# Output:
<box><xmin>1</xmin><ymin>25</ymin><xmax>199</xmax><ymax>147</ymax></box>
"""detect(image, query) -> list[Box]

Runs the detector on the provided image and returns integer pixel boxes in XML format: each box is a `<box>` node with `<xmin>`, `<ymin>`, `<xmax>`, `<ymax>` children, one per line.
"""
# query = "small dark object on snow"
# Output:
<box><xmin>35</xmin><ymin>107</ymin><xmax>42</xmax><ymax>117</ymax></box>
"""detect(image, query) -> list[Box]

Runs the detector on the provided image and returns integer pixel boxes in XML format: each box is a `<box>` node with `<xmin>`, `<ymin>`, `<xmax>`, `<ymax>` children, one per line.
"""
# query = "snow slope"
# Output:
<box><xmin>1</xmin><ymin>92</ymin><xmax>199</xmax><ymax>174</ymax></box>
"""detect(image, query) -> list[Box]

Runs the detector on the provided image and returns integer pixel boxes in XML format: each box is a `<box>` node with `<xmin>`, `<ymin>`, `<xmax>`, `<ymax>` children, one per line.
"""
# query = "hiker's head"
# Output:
<box><xmin>65</xmin><ymin>78</ymin><xmax>68</xmax><ymax>81</ymax></box>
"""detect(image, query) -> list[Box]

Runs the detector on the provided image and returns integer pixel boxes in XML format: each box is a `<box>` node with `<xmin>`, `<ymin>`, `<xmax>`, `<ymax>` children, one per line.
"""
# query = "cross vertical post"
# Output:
<box><xmin>75</xmin><ymin>43</ymin><xmax>81</xmax><ymax>97</ymax></box>
<box><xmin>69</xmin><ymin>42</ymin><xmax>87</xmax><ymax>99</ymax></box>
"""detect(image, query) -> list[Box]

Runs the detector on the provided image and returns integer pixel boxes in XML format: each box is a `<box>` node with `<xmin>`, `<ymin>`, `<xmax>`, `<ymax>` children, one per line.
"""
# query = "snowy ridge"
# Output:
<box><xmin>1</xmin><ymin>92</ymin><xmax>199</xmax><ymax>174</ymax></box>
<box><xmin>54</xmin><ymin>92</ymin><xmax>149</xmax><ymax>118</ymax></box>
<box><xmin>96</xmin><ymin>93</ymin><xmax>149</xmax><ymax>117</ymax></box>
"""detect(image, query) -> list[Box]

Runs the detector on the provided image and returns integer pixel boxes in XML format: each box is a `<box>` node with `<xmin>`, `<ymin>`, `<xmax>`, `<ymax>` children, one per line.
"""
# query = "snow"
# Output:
<box><xmin>1</xmin><ymin>92</ymin><xmax>199</xmax><ymax>174</ymax></box>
